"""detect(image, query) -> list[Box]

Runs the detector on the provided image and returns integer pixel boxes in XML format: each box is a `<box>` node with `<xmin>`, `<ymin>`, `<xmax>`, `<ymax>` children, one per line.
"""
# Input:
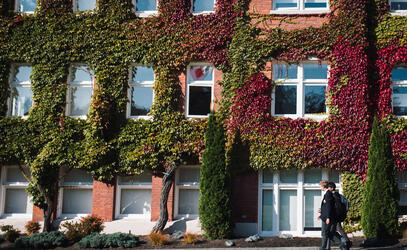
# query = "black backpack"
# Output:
<box><xmin>333</xmin><ymin>192</ymin><xmax>348</xmax><ymax>222</ymax></box>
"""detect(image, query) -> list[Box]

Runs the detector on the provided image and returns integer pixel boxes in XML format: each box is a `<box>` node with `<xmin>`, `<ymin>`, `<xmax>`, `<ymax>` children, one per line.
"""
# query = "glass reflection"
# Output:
<box><xmin>189</xmin><ymin>86</ymin><xmax>211</xmax><ymax>116</ymax></box>
<box><xmin>20</xmin><ymin>0</ymin><xmax>36</xmax><ymax>12</ymax></box>
<box><xmin>193</xmin><ymin>0</ymin><xmax>214</xmax><ymax>12</ymax></box>
<box><xmin>304</xmin><ymin>0</ymin><xmax>327</xmax><ymax>8</ymax></box>
<box><xmin>71</xmin><ymin>66</ymin><xmax>93</xmax><ymax>82</ymax></box>
<box><xmin>11</xmin><ymin>86</ymin><xmax>33</xmax><ymax>116</ymax></box>
<box><xmin>393</xmin><ymin>86</ymin><xmax>407</xmax><ymax>115</ymax></box>
<box><xmin>70</xmin><ymin>86</ymin><xmax>92</xmax><ymax>116</ymax></box>
<box><xmin>391</xmin><ymin>1</ymin><xmax>407</xmax><ymax>10</ymax></box>
<box><xmin>77</xmin><ymin>0</ymin><xmax>96</xmax><ymax>11</ymax></box>
<box><xmin>11</xmin><ymin>66</ymin><xmax>32</xmax><ymax>83</ymax></box>
<box><xmin>305</xmin><ymin>85</ymin><xmax>326</xmax><ymax>113</ymax></box>
<box><xmin>189</xmin><ymin>66</ymin><xmax>213</xmax><ymax>82</ymax></box>
<box><xmin>130</xmin><ymin>86</ymin><xmax>153</xmax><ymax>116</ymax></box>
<box><xmin>392</xmin><ymin>67</ymin><xmax>407</xmax><ymax>81</ymax></box>
<box><xmin>275</xmin><ymin>85</ymin><xmax>297</xmax><ymax>115</ymax></box>
<box><xmin>303</xmin><ymin>63</ymin><xmax>328</xmax><ymax>79</ymax></box>
<box><xmin>136</xmin><ymin>0</ymin><xmax>157</xmax><ymax>11</ymax></box>
<box><xmin>132</xmin><ymin>66</ymin><xmax>154</xmax><ymax>82</ymax></box>
<box><xmin>274</xmin><ymin>64</ymin><xmax>298</xmax><ymax>79</ymax></box>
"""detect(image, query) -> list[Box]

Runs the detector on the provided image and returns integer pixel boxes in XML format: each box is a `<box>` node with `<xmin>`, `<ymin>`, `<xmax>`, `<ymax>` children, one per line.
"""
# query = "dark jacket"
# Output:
<box><xmin>320</xmin><ymin>190</ymin><xmax>334</xmax><ymax>222</ymax></box>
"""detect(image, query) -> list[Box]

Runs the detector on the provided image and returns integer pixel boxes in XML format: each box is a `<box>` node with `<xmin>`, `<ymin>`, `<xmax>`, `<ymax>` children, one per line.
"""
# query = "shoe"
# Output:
<box><xmin>340</xmin><ymin>242</ymin><xmax>349</xmax><ymax>250</ymax></box>
<box><xmin>346</xmin><ymin>241</ymin><xmax>352</xmax><ymax>249</ymax></box>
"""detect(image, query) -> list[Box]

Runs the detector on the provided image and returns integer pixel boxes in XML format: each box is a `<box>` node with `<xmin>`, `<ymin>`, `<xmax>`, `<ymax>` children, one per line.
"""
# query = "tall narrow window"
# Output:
<box><xmin>175</xmin><ymin>166</ymin><xmax>200</xmax><ymax>218</ymax></box>
<box><xmin>192</xmin><ymin>0</ymin><xmax>215</xmax><ymax>13</ymax></box>
<box><xmin>134</xmin><ymin>0</ymin><xmax>158</xmax><ymax>16</ymax></box>
<box><xmin>398</xmin><ymin>171</ymin><xmax>407</xmax><ymax>215</ymax></box>
<box><xmin>390</xmin><ymin>0</ymin><xmax>407</xmax><ymax>11</ymax></box>
<box><xmin>9</xmin><ymin>65</ymin><xmax>33</xmax><ymax>117</ymax></box>
<box><xmin>75</xmin><ymin>0</ymin><xmax>96</xmax><ymax>11</ymax></box>
<box><xmin>15</xmin><ymin>0</ymin><xmax>37</xmax><ymax>13</ymax></box>
<box><xmin>67</xmin><ymin>65</ymin><xmax>93</xmax><ymax>118</ymax></box>
<box><xmin>128</xmin><ymin>66</ymin><xmax>154</xmax><ymax>118</ymax></box>
<box><xmin>186</xmin><ymin>64</ymin><xmax>214</xmax><ymax>117</ymax></box>
<box><xmin>392</xmin><ymin>67</ymin><xmax>407</xmax><ymax>116</ymax></box>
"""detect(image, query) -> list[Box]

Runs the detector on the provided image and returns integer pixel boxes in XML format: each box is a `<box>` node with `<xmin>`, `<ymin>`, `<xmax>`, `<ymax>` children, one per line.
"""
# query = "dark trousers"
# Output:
<box><xmin>336</xmin><ymin>222</ymin><xmax>350</xmax><ymax>243</ymax></box>
<box><xmin>321</xmin><ymin>220</ymin><xmax>342</xmax><ymax>250</ymax></box>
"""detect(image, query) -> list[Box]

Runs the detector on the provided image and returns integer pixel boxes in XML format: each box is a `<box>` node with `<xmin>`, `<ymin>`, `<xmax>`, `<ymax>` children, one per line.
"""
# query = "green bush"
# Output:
<box><xmin>0</xmin><ymin>225</ymin><xmax>21</xmax><ymax>243</ymax></box>
<box><xmin>61</xmin><ymin>215</ymin><xmax>105</xmax><ymax>242</ymax></box>
<box><xmin>199</xmin><ymin>113</ymin><xmax>233</xmax><ymax>239</ymax></box>
<box><xmin>361</xmin><ymin>117</ymin><xmax>399</xmax><ymax>239</ymax></box>
<box><xmin>342</xmin><ymin>172</ymin><xmax>363</xmax><ymax>233</ymax></box>
<box><xmin>15</xmin><ymin>231</ymin><xmax>66</xmax><ymax>249</ymax></box>
<box><xmin>77</xmin><ymin>233</ymin><xmax>139</xmax><ymax>248</ymax></box>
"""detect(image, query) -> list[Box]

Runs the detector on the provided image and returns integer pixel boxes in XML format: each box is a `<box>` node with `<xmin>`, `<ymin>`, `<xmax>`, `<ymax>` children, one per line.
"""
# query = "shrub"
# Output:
<box><xmin>149</xmin><ymin>231</ymin><xmax>169</xmax><ymax>246</ymax></box>
<box><xmin>77</xmin><ymin>232</ymin><xmax>139</xmax><ymax>248</ymax></box>
<box><xmin>61</xmin><ymin>215</ymin><xmax>105</xmax><ymax>242</ymax></box>
<box><xmin>361</xmin><ymin>117</ymin><xmax>399</xmax><ymax>239</ymax></box>
<box><xmin>199</xmin><ymin>113</ymin><xmax>233</xmax><ymax>239</ymax></box>
<box><xmin>342</xmin><ymin>172</ymin><xmax>363</xmax><ymax>233</ymax></box>
<box><xmin>14</xmin><ymin>231</ymin><xmax>66</xmax><ymax>249</ymax></box>
<box><xmin>0</xmin><ymin>225</ymin><xmax>21</xmax><ymax>243</ymax></box>
<box><xmin>183</xmin><ymin>233</ymin><xmax>199</xmax><ymax>244</ymax></box>
<box><xmin>25</xmin><ymin>221</ymin><xmax>41</xmax><ymax>236</ymax></box>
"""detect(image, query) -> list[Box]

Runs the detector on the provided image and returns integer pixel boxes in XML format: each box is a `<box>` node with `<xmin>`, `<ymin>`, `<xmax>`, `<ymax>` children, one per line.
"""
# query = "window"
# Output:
<box><xmin>186</xmin><ymin>64</ymin><xmax>214</xmax><ymax>117</ymax></box>
<box><xmin>58</xmin><ymin>169</ymin><xmax>93</xmax><ymax>218</ymax></box>
<box><xmin>390</xmin><ymin>0</ymin><xmax>407</xmax><ymax>12</ymax></box>
<box><xmin>175</xmin><ymin>166</ymin><xmax>200</xmax><ymax>218</ymax></box>
<box><xmin>398</xmin><ymin>172</ymin><xmax>407</xmax><ymax>215</ymax></box>
<box><xmin>392</xmin><ymin>67</ymin><xmax>407</xmax><ymax>116</ymax></box>
<box><xmin>116</xmin><ymin>171</ymin><xmax>152</xmax><ymax>219</ymax></box>
<box><xmin>271</xmin><ymin>0</ymin><xmax>329</xmax><ymax>13</ymax></box>
<box><xmin>67</xmin><ymin>65</ymin><xmax>94</xmax><ymax>118</ymax></box>
<box><xmin>134</xmin><ymin>0</ymin><xmax>158</xmax><ymax>16</ymax></box>
<box><xmin>74</xmin><ymin>0</ymin><xmax>96</xmax><ymax>11</ymax></box>
<box><xmin>259</xmin><ymin>168</ymin><xmax>341</xmax><ymax>236</ymax></box>
<box><xmin>192</xmin><ymin>0</ymin><xmax>215</xmax><ymax>13</ymax></box>
<box><xmin>15</xmin><ymin>0</ymin><xmax>37</xmax><ymax>13</ymax></box>
<box><xmin>0</xmin><ymin>166</ymin><xmax>32</xmax><ymax>218</ymax></box>
<box><xmin>8</xmin><ymin>65</ymin><xmax>33</xmax><ymax>117</ymax></box>
<box><xmin>128</xmin><ymin>66</ymin><xmax>154</xmax><ymax>118</ymax></box>
<box><xmin>272</xmin><ymin>62</ymin><xmax>328</xmax><ymax>119</ymax></box>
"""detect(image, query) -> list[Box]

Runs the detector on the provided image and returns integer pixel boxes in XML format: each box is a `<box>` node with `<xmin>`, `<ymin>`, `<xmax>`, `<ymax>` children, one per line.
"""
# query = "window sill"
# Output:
<box><xmin>390</xmin><ymin>11</ymin><xmax>407</xmax><ymax>16</ymax></box>
<box><xmin>135</xmin><ymin>11</ymin><xmax>158</xmax><ymax>17</ymax></box>
<box><xmin>58</xmin><ymin>214</ymin><xmax>90</xmax><ymax>219</ymax></box>
<box><xmin>128</xmin><ymin>116</ymin><xmax>153</xmax><ymax>120</ymax></box>
<box><xmin>192</xmin><ymin>11</ymin><xmax>215</xmax><ymax>15</ymax></box>
<box><xmin>186</xmin><ymin>115</ymin><xmax>209</xmax><ymax>119</ymax></box>
<box><xmin>269</xmin><ymin>10</ymin><xmax>330</xmax><ymax>15</ymax></box>
<box><xmin>174</xmin><ymin>215</ymin><xmax>199</xmax><ymax>220</ymax></box>
<box><xmin>0</xmin><ymin>214</ymin><xmax>32</xmax><ymax>219</ymax></box>
<box><xmin>115</xmin><ymin>214</ymin><xmax>151</xmax><ymax>220</ymax></box>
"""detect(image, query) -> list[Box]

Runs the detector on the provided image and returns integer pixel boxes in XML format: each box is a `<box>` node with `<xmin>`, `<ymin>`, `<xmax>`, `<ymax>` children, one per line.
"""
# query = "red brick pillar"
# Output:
<box><xmin>151</xmin><ymin>175</ymin><xmax>174</xmax><ymax>221</ymax></box>
<box><xmin>92</xmin><ymin>180</ymin><xmax>115</xmax><ymax>222</ymax></box>
<box><xmin>232</xmin><ymin>171</ymin><xmax>258</xmax><ymax>223</ymax></box>
<box><xmin>32</xmin><ymin>206</ymin><xmax>43</xmax><ymax>222</ymax></box>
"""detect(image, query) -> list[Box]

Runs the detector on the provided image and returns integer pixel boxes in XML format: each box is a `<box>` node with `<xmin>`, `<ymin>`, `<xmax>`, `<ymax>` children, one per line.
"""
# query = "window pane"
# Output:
<box><xmin>188</xmin><ymin>86</ymin><xmax>211</xmax><ymax>116</ymax></box>
<box><xmin>62</xmin><ymin>189</ymin><xmax>92</xmax><ymax>214</ymax></box>
<box><xmin>178</xmin><ymin>168</ymin><xmax>200</xmax><ymax>184</ymax></box>
<box><xmin>130</xmin><ymin>86</ymin><xmax>153</xmax><ymax>116</ymax></box>
<box><xmin>328</xmin><ymin>170</ymin><xmax>340</xmax><ymax>183</ymax></box>
<box><xmin>279</xmin><ymin>190</ymin><xmax>297</xmax><ymax>231</ymax></box>
<box><xmin>193</xmin><ymin>0</ymin><xmax>214</xmax><ymax>12</ymax></box>
<box><xmin>393</xmin><ymin>86</ymin><xmax>407</xmax><ymax>116</ymax></box>
<box><xmin>304</xmin><ymin>190</ymin><xmax>322</xmax><ymax>228</ymax></box>
<box><xmin>280</xmin><ymin>169</ymin><xmax>297</xmax><ymax>183</ymax></box>
<box><xmin>132</xmin><ymin>66</ymin><xmax>154</xmax><ymax>82</ymax></box>
<box><xmin>392</xmin><ymin>67</ymin><xmax>407</xmax><ymax>81</ymax></box>
<box><xmin>10</xmin><ymin>86</ymin><xmax>33</xmax><ymax>116</ymax></box>
<box><xmin>6</xmin><ymin>168</ymin><xmax>28</xmax><ymax>183</ymax></box>
<box><xmin>188</xmin><ymin>66</ymin><xmax>213</xmax><ymax>82</ymax></box>
<box><xmin>262</xmin><ymin>190</ymin><xmax>273</xmax><ymax>231</ymax></box>
<box><xmin>178</xmin><ymin>189</ymin><xmax>199</xmax><ymax>215</ymax></box>
<box><xmin>5</xmin><ymin>189</ymin><xmax>27</xmax><ymax>214</ymax></box>
<box><xmin>118</xmin><ymin>172</ymin><xmax>152</xmax><ymax>185</ymax></box>
<box><xmin>275</xmin><ymin>85</ymin><xmax>297</xmax><ymax>115</ymax></box>
<box><xmin>20</xmin><ymin>0</ymin><xmax>36</xmax><ymax>12</ymax></box>
<box><xmin>136</xmin><ymin>0</ymin><xmax>157</xmax><ymax>11</ymax></box>
<box><xmin>70</xmin><ymin>86</ymin><xmax>92</xmax><ymax>116</ymax></box>
<box><xmin>71</xmin><ymin>66</ymin><xmax>93</xmax><ymax>82</ymax></box>
<box><xmin>304</xmin><ymin>0</ymin><xmax>327</xmax><ymax>8</ymax></box>
<box><xmin>305</xmin><ymin>85</ymin><xmax>326</xmax><ymax>114</ymax></box>
<box><xmin>11</xmin><ymin>66</ymin><xmax>32</xmax><ymax>83</ymax></box>
<box><xmin>304</xmin><ymin>169</ymin><xmax>321</xmax><ymax>184</ymax></box>
<box><xmin>63</xmin><ymin>169</ymin><xmax>93</xmax><ymax>185</ymax></box>
<box><xmin>78</xmin><ymin>0</ymin><xmax>96</xmax><ymax>11</ymax></box>
<box><xmin>303</xmin><ymin>63</ymin><xmax>328</xmax><ymax>79</ymax></box>
<box><xmin>273</xmin><ymin>64</ymin><xmax>297</xmax><ymax>79</ymax></box>
<box><xmin>120</xmin><ymin>189</ymin><xmax>151</xmax><ymax>214</ymax></box>
<box><xmin>391</xmin><ymin>1</ymin><xmax>407</xmax><ymax>10</ymax></box>
<box><xmin>398</xmin><ymin>171</ymin><xmax>407</xmax><ymax>184</ymax></box>
<box><xmin>400</xmin><ymin>189</ymin><xmax>407</xmax><ymax>206</ymax></box>
<box><xmin>263</xmin><ymin>170</ymin><xmax>273</xmax><ymax>183</ymax></box>
<box><xmin>275</xmin><ymin>0</ymin><xmax>298</xmax><ymax>8</ymax></box>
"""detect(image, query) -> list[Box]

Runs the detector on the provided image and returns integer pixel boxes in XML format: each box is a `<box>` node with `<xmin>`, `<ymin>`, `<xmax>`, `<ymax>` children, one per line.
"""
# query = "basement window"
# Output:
<box><xmin>8</xmin><ymin>65</ymin><xmax>33</xmax><ymax>118</ymax></box>
<box><xmin>175</xmin><ymin>166</ymin><xmax>200</xmax><ymax>218</ymax></box>
<box><xmin>271</xmin><ymin>0</ymin><xmax>329</xmax><ymax>14</ymax></box>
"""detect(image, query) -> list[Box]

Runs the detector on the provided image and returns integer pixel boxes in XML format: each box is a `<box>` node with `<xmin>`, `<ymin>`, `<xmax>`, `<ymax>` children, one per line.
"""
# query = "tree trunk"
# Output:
<box><xmin>37</xmin><ymin>184</ymin><xmax>57</xmax><ymax>232</ymax></box>
<box><xmin>152</xmin><ymin>163</ymin><xmax>177</xmax><ymax>232</ymax></box>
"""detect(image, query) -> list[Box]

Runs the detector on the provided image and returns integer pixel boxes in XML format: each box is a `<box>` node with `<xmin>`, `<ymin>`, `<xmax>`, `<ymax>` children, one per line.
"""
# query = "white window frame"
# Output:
<box><xmin>258</xmin><ymin>168</ymin><xmax>341</xmax><ymax>237</ymax></box>
<box><xmin>398</xmin><ymin>171</ymin><xmax>407</xmax><ymax>217</ymax></box>
<box><xmin>133</xmin><ymin>0</ymin><xmax>159</xmax><ymax>17</ymax></box>
<box><xmin>127</xmin><ymin>65</ymin><xmax>155</xmax><ymax>119</ymax></box>
<box><xmin>15</xmin><ymin>0</ymin><xmax>36</xmax><ymax>14</ymax></box>
<box><xmin>8</xmin><ymin>64</ymin><xmax>33</xmax><ymax>119</ymax></box>
<box><xmin>57</xmin><ymin>169</ymin><xmax>93</xmax><ymax>219</ymax></box>
<box><xmin>270</xmin><ymin>0</ymin><xmax>330</xmax><ymax>14</ymax></box>
<box><xmin>0</xmin><ymin>166</ymin><xmax>32</xmax><ymax>218</ymax></box>
<box><xmin>174</xmin><ymin>165</ymin><xmax>200</xmax><ymax>219</ymax></box>
<box><xmin>186</xmin><ymin>63</ymin><xmax>214</xmax><ymax>118</ymax></box>
<box><xmin>390</xmin><ymin>0</ymin><xmax>407</xmax><ymax>15</ymax></box>
<box><xmin>391</xmin><ymin>66</ymin><xmax>407</xmax><ymax>118</ymax></box>
<box><xmin>272</xmin><ymin>59</ymin><xmax>329</xmax><ymax>121</ymax></box>
<box><xmin>191</xmin><ymin>0</ymin><xmax>216</xmax><ymax>15</ymax></box>
<box><xmin>66</xmin><ymin>64</ymin><xmax>94</xmax><ymax>119</ymax></box>
<box><xmin>73</xmin><ymin>0</ymin><xmax>97</xmax><ymax>12</ymax></box>
<box><xmin>115</xmin><ymin>173</ymin><xmax>152</xmax><ymax>219</ymax></box>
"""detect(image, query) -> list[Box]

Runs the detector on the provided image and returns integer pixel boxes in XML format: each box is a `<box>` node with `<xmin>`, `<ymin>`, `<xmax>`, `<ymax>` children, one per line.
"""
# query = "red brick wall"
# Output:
<box><xmin>232</xmin><ymin>171</ymin><xmax>258</xmax><ymax>223</ymax></box>
<box><xmin>92</xmin><ymin>180</ymin><xmax>115</xmax><ymax>222</ymax></box>
<box><xmin>151</xmin><ymin>175</ymin><xmax>174</xmax><ymax>221</ymax></box>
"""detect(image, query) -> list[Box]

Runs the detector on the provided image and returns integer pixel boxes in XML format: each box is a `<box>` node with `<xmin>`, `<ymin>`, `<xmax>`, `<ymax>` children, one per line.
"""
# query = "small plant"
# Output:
<box><xmin>0</xmin><ymin>225</ymin><xmax>21</xmax><ymax>243</ymax></box>
<box><xmin>149</xmin><ymin>231</ymin><xmax>169</xmax><ymax>246</ymax></box>
<box><xmin>15</xmin><ymin>231</ymin><xmax>66</xmax><ymax>249</ymax></box>
<box><xmin>77</xmin><ymin>232</ymin><xmax>139</xmax><ymax>248</ymax></box>
<box><xmin>25</xmin><ymin>221</ymin><xmax>41</xmax><ymax>236</ymax></box>
<box><xmin>183</xmin><ymin>233</ymin><xmax>199</xmax><ymax>244</ymax></box>
<box><xmin>61</xmin><ymin>215</ymin><xmax>105</xmax><ymax>243</ymax></box>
